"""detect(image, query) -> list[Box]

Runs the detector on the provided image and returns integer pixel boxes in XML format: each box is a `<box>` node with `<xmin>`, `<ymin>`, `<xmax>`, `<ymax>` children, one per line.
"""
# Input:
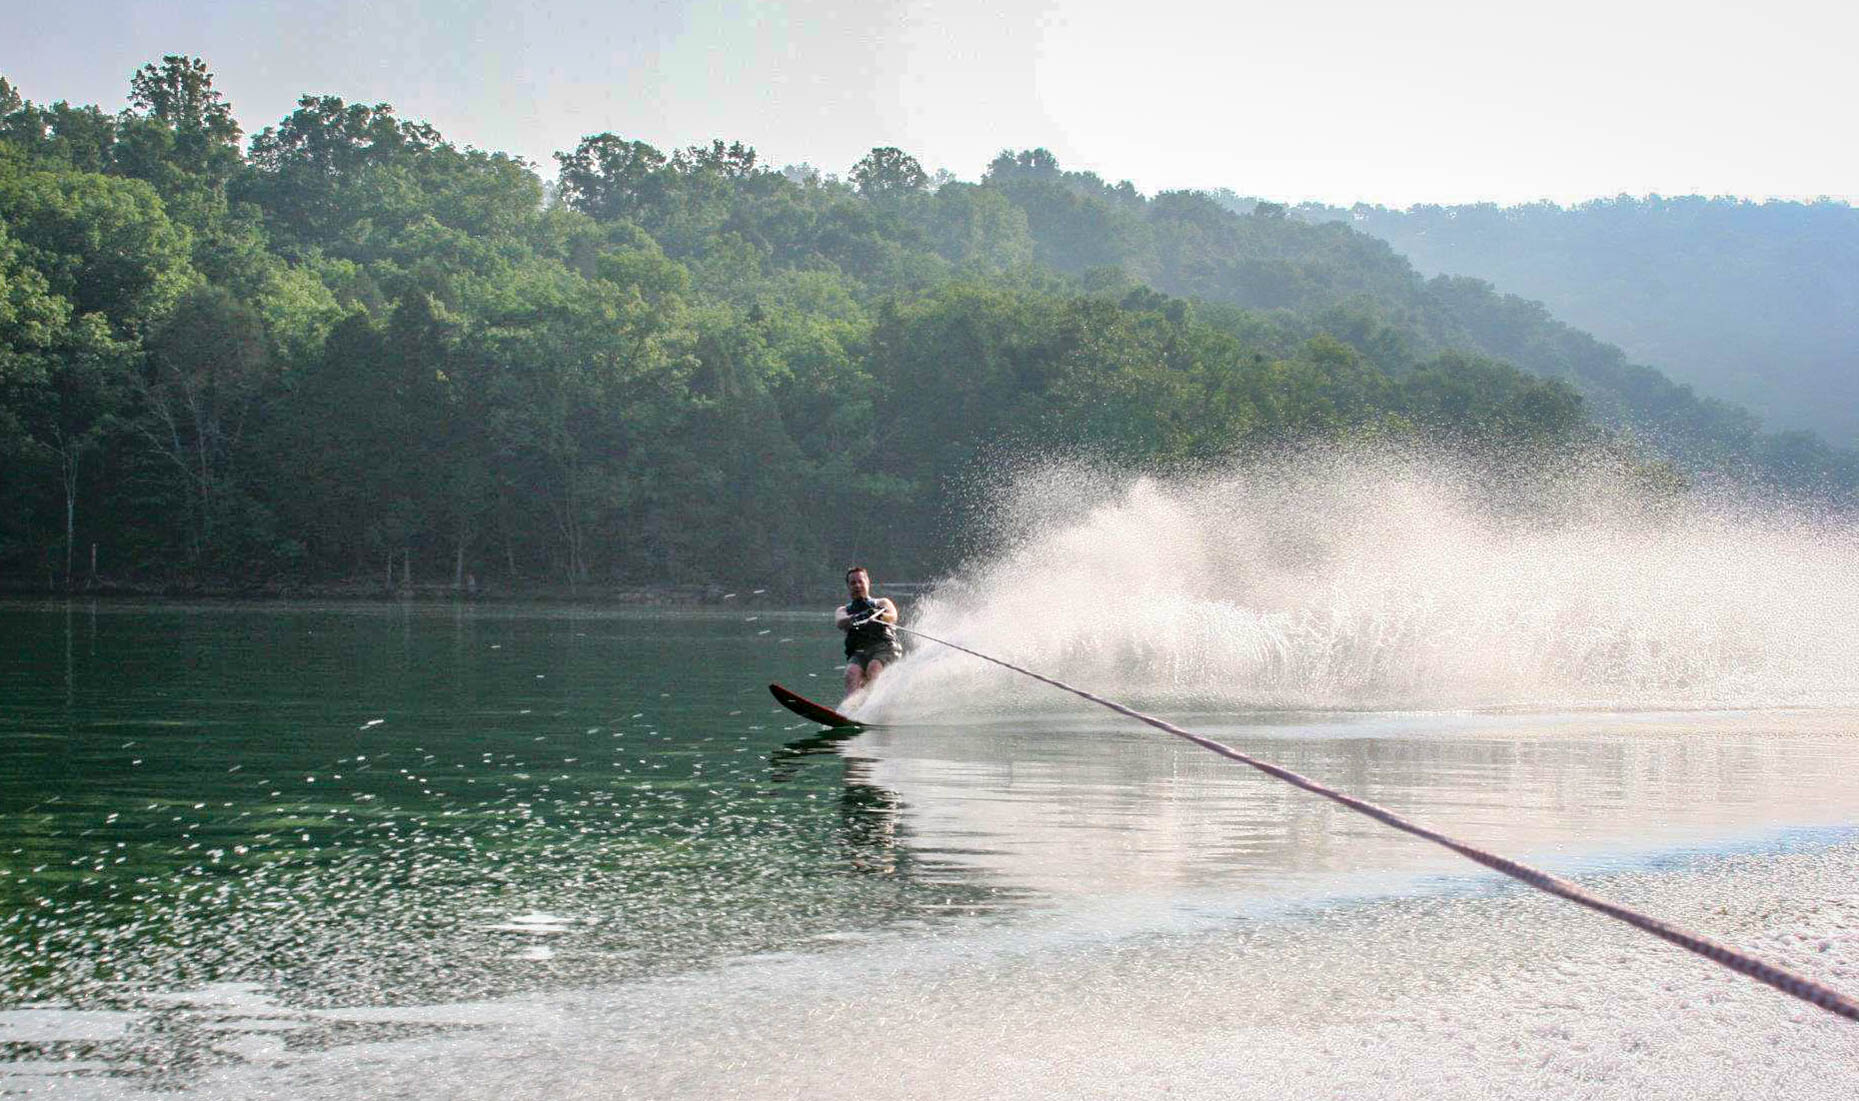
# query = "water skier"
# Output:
<box><xmin>835</xmin><ymin>566</ymin><xmax>900</xmax><ymax>699</ymax></box>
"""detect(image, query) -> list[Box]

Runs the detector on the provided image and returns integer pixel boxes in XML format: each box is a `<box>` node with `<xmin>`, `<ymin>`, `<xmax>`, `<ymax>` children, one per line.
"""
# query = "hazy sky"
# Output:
<box><xmin>7</xmin><ymin>0</ymin><xmax>1853</xmax><ymax>206</ymax></box>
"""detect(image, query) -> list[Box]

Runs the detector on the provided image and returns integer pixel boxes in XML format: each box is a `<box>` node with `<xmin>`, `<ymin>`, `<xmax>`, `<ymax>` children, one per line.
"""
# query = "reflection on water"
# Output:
<box><xmin>771</xmin><ymin>728</ymin><xmax>908</xmax><ymax>876</ymax></box>
<box><xmin>849</xmin><ymin>709</ymin><xmax>1859</xmax><ymax>902</ymax></box>
<box><xmin>855</xmin><ymin>710</ymin><xmax>1859</xmax><ymax>907</ymax></box>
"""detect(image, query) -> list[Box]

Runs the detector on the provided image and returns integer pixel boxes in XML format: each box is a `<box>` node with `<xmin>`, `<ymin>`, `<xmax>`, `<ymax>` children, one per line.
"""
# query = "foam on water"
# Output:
<box><xmin>862</xmin><ymin>447</ymin><xmax>1859</xmax><ymax>718</ymax></box>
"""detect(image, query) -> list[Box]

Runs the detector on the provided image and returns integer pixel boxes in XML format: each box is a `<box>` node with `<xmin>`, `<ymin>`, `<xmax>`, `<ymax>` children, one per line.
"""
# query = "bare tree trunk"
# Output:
<box><xmin>546</xmin><ymin>467</ymin><xmax>585</xmax><ymax>592</ymax></box>
<box><xmin>53</xmin><ymin>430</ymin><xmax>80</xmax><ymax>588</ymax></box>
<box><xmin>190</xmin><ymin>389</ymin><xmax>213</xmax><ymax>554</ymax></box>
<box><xmin>64</xmin><ymin>480</ymin><xmax>75</xmax><ymax>587</ymax></box>
<box><xmin>134</xmin><ymin>377</ymin><xmax>203</xmax><ymax>563</ymax></box>
<box><xmin>564</xmin><ymin>467</ymin><xmax>581</xmax><ymax>588</ymax></box>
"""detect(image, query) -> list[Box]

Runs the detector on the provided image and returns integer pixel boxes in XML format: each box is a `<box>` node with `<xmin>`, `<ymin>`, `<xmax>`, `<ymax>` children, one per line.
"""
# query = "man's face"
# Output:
<box><xmin>847</xmin><ymin>571</ymin><xmax>870</xmax><ymax>599</ymax></box>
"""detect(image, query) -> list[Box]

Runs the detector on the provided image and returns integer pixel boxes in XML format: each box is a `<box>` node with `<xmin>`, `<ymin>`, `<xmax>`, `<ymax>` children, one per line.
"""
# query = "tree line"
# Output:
<box><xmin>1</xmin><ymin>59</ymin><xmax>1850</xmax><ymax>595</ymax></box>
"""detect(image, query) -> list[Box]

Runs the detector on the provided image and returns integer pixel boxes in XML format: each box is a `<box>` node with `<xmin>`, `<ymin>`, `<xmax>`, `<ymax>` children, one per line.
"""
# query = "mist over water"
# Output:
<box><xmin>867</xmin><ymin>448</ymin><xmax>1859</xmax><ymax>716</ymax></box>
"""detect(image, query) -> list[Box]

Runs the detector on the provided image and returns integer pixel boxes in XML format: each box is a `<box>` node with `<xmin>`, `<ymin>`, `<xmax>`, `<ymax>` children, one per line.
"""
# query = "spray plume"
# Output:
<box><xmin>866</xmin><ymin>445</ymin><xmax>1859</xmax><ymax>717</ymax></box>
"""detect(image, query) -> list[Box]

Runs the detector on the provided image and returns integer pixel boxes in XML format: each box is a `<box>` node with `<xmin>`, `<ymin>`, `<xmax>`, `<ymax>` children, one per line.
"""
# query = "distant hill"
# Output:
<box><xmin>986</xmin><ymin>161</ymin><xmax>1855</xmax><ymax>487</ymax></box>
<box><xmin>1267</xmin><ymin>196</ymin><xmax>1859</xmax><ymax>447</ymax></box>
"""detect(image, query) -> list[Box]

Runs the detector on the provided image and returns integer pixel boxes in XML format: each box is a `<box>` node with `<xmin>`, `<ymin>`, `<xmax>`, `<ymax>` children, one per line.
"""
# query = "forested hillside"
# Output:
<box><xmin>2</xmin><ymin>59</ymin><xmax>1853</xmax><ymax>595</ymax></box>
<box><xmin>1278</xmin><ymin>196</ymin><xmax>1859</xmax><ymax>446</ymax></box>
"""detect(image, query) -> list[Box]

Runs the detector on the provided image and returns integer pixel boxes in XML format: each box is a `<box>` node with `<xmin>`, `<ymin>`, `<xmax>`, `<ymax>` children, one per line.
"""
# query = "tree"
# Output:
<box><xmin>32</xmin><ymin>334</ymin><xmax>127</xmax><ymax>583</ymax></box>
<box><xmin>465</xmin><ymin>265</ymin><xmax>697</xmax><ymax>585</ymax></box>
<box><xmin>117</xmin><ymin>56</ymin><xmax>246</xmax><ymax>229</ymax></box>
<box><xmin>674</xmin><ymin>139</ymin><xmax>758</xmax><ymax>180</ymax></box>
<box><xmin>983</xmin><ymin>148</ymin><xmax>1060</xmax><ymax>183</ymax></box>
<box><xmin>0</xmin><ymin>100</ymin><xmax>119</xmax><ymax>174</ymax></box>
<box><xmin>1398</xmin><ymin>351</ymin><xmax>1586</xmax><ymax>446</ymax></box>
<box><xmin>241</xmin><ymin>95</ymin><xmax>447</xmax><ymax>246</ymax></box>
<box><xmin>921</xmin><ymin>183</ymin><xmax>1034</xmax><ymax>271</ymax></box>
<box><xmin>553</xmin><ymin>133</ymin><xmax>668</xmax><ymax>222</ymax></box>
<box><xmin>0</xmin><ymin>223</ymin><xmax>71</xmax><ymax>385</ymax></box>
<box><xmin>128</xmin><ymin>56</ymin><xmax>241</xmax><ymax>146</ymax></box>
<box><xmin>0</xmin><ymin>221</ymin><xmax>130</xmax><ymax>583</ymax></box>
<box><xmin>0</xmin><ymin>163</ymin><xmax>195</xmax><ymax>334</ymax></box>
<box><xmin>136</xmin><ymin>285</ymin><xmax>272</xmax><ymax>563</ymax></box>
<box><xmin>247</xmin><ymin>95</ymin><xmax>441</xmax><ymax>176</ymax></box>
<box><xmin>850</xmin><ymin>147</ymin><xmax>927</xmax><ymax>198</ymax></box>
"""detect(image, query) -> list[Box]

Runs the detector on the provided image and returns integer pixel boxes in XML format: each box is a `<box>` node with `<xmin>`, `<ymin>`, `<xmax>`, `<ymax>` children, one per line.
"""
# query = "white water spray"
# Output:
<box><xmin>867</xmin><ymin>448</ymin><xmax>1859</xmax><ymax>716</ymax></box>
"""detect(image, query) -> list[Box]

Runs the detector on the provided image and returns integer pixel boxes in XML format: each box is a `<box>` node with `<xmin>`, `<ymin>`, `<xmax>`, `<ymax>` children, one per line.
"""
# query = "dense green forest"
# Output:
<box><xmin>2</xmin><ymin>59</ymin><xmax>1854</xmax><ymax>595</ymax></box>
<box><xmin>1273</xmin><ymin>196</ymin><xmax>1859</xmax><ymax>447</ymax></box>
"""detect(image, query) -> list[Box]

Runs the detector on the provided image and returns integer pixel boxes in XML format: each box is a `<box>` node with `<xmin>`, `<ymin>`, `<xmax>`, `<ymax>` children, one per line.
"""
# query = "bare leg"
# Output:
<box><xmin>863</xmin><ymin>658</ymin><xmax>886</xmax><ymax>688</ymax></box>
<box><xmin>844</xmin><ymin>661</ymin><xmax>866</xmax><ymax>698</ymax></box>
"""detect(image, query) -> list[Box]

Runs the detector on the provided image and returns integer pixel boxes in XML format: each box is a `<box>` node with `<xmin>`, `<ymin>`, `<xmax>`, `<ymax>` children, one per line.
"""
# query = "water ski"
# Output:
<box><xmin>769</xmin><ymin>683</ymin><xmax>868</xmax><ymax>729</ymax></box>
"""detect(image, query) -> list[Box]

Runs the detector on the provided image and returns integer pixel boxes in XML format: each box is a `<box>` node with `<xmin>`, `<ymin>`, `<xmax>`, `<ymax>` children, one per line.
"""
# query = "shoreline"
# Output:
<box><xmin>0</xmin><ymin>578</ymin><xmax>796</xmax><ymax>606</ymax></box>
<box><xmin>1</xmin><ymin>577</ymin><xmax>941</xmax><ymax>608</ymax></box>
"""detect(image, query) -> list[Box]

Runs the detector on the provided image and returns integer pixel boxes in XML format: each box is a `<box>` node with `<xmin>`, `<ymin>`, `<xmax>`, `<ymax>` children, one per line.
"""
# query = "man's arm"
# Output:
<box><xmin>876</xmin><ymin>598</ymin><xmax>899</xmax><ymax>623</ymax></box>
<box><xmin>834</xmin><ymin>604</ymin><xmax>851</xmax><ymax>630</ymax></box>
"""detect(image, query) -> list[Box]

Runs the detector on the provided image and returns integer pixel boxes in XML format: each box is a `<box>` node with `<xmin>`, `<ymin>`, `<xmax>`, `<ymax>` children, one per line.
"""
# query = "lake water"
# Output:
<box><xmin>3</xmin><ymin>600</ymin><xmax>1857</xmax><ymax>1097</ymax></box>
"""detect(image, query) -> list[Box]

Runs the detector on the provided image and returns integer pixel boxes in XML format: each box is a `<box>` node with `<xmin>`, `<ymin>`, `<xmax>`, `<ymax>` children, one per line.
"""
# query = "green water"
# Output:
<box><xmin>0</xmin><ymin>600</ymin><xmax>1003</xmax><ymax>1014</ymax></box>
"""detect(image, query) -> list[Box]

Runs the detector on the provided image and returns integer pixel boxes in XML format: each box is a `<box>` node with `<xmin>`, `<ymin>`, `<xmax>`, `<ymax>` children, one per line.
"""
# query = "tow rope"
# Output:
<box><xmin>888</xmin><ymin>622</ymin><xmax>1859</xmax><ymax>1023</ymax></box>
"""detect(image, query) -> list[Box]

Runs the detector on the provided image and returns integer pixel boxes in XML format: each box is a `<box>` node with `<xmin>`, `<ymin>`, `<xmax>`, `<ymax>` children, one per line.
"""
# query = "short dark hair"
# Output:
<box><xmin>845</xmin><ymin>565</ymin><xmax>869</xmax><ymax>583</ymax></box>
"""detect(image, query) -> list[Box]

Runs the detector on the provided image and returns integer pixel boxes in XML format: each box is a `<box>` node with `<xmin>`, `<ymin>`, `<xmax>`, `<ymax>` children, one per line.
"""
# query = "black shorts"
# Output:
<box><xmin>846</xmin><ymin>645</ymin><xmax>900</xmax><ymax>670</ymax></box>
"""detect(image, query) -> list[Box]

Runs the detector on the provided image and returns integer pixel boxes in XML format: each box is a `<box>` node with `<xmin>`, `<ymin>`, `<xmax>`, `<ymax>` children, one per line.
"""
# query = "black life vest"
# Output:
<box><xmin>843</xmin><ymin>596</ymin><xmax>898</xmax><ymax>656</ymax></box>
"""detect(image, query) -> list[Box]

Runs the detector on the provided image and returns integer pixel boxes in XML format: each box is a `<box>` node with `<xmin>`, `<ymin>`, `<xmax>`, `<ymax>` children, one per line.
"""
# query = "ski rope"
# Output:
<box><xmin>888</xmin><ymin>621</ymin><xmax>1859</xmax><ymax>1023</ymax></box>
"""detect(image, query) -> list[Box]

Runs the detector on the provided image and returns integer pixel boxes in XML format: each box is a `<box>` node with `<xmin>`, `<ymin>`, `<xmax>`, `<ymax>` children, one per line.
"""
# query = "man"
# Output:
<box><xmin>835</xmin><ymin>566</ymin><xmax>900</xmax><ymax>699</ymax></box>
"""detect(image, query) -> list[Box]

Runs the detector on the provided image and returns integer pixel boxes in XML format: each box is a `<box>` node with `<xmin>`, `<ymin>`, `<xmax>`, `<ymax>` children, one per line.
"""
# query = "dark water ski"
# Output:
<box><xmin>769</xmin><ymin>683</ymin><xmax>868</xmax><ymax>728</ymax></box>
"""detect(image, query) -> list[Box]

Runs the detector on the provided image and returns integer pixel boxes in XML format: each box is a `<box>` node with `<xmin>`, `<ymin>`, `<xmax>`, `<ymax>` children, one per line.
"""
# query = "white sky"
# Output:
<box><xmin>6</xmin><ymin>0</ymin><xmax>1854</xmax><ymax>206</ymax></box>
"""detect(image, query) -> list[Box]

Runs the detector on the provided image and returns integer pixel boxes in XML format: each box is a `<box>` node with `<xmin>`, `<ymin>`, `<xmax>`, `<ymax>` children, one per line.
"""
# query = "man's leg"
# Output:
<box><xmin>862</xmin><ymin>658</ymin><xmax>886</xmax><ymax>687</ymax></box>
<box><xmin>844</xmin><ymin>658</ymin><xmax>866</xmax><ymax>697</ymax></box>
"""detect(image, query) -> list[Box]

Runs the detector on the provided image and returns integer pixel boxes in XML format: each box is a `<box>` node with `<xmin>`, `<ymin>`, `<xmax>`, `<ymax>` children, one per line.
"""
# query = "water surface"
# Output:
<box><xmin>2</xmin><ymin>600</ymin><xmax>1856</xmax><ymax>1094</ymax></box>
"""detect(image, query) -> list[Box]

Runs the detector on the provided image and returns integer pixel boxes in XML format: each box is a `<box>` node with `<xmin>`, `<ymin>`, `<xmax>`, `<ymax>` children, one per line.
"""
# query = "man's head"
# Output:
<box><xmin>845</xmin><ymin>566</ymin><xmax>871</xmax><ymax>599</ymax></box>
